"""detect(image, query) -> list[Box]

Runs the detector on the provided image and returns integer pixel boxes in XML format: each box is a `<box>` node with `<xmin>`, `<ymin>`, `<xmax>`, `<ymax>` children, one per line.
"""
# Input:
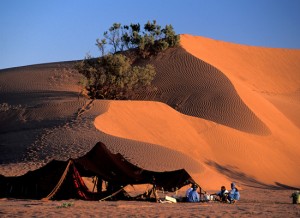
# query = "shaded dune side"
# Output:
<box><xmin>0</xmin><ymin>62</ymin><xmax>84</xmax><ymax>163</ymax></box>
<box><xmin>137</xmin><ymin>47</ymin><xmax>270</xmax><ymax>135</ymax></box>
<box><xmin>0</xmin><ymin>62</ymin><xmax>79</xmax><ymax>93</ymax></box>
<box><xmin>100</xmin><ymin>134</ymin><xmax>203</xmax><ymax>174</ymax></box>
<box><xmin>0</xmin><ymin>64</ymin><xmax>203</xmax><ymax>178</ymax></box>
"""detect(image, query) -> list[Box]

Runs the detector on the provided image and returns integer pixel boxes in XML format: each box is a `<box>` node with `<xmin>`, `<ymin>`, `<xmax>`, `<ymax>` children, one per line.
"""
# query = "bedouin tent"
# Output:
<box><xmin>0</xmin><ymin>142</ymin><xmax>197</xmax><ymax>201</ymax></box>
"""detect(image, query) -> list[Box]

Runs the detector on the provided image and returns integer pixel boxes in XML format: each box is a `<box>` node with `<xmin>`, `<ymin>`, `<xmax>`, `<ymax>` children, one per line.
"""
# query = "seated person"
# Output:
<box><xmin>185</xmin><ymin>184</ymin><xmax>193</xmax><ymax>199</ymax></box>
<box><xmin>227</xmin><ymin>182</ymin><xmax>240</xmax><ymax>203</ymax></box>
<box><xmin>187</xmin><ymin>184</ymin><xmax>200</xmax><ymax>202</ymax></box>
<box><xmin>214</xmin><ymin>186</ymin><xmax>229</xmax><ymax>202</ymax></box>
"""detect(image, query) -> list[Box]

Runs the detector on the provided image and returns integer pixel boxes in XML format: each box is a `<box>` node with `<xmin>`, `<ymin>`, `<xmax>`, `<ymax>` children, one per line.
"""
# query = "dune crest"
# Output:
<box><xmin>180</xmin><ymin>34</ymin><xmax>300</xmax><ymax>128</ymax></box>
<box><xmin>94</xmin><ymin>35</ymin><xmax>300</xmax><ymax>188</ymax></box>
<box><xmin>95</xmin><ymin>101</ymin><xmax>211</xmax><ymax>156</ymax></box>
<box><xmin>180</xmin><ymin>35</ymin><xmax>300</xmax><ymax>187</ymax></box>
<box><xmin>1</xmin><ymin>34</ymin><xmax>299</xmax><ymax>191</ymax></box>
<box><xmin>137</xmin><ymin>46</ymin><xmax>270</xmax><ymax>134</ymax></box>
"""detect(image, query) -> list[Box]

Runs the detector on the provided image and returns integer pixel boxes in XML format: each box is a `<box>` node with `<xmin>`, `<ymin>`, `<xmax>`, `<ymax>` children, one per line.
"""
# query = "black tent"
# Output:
<box><xmin>0</xmin><ymin>142</ymin><xmax>196</xmax><ymax>201</ymax></box>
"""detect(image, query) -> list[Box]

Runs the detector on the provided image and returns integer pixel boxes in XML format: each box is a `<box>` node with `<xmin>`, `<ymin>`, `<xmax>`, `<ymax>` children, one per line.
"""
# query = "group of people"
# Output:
<box><xmin>214</xmin><ymin>183</ymin><xmax>240</xmax><ymax>203</ymax></box>
<box><xmin>185</xmin><ymin>182</ymin><xmax>240</xmax><ymax>204</ymax></box>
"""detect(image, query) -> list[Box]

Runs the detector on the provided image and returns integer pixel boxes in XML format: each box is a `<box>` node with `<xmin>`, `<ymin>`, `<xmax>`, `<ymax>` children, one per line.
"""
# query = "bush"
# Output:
<box><xmin>99</xmin><ymin>20</ymin><xmax>180</xmax><ymax>58</ymax></box>
<box><xmin>75</xmin><ymin>54</ymin><xmax>156</xmax><ymax>100</ymax></box>
<box><xmin>76</xmin><ymin>20</ymin><xmax>179</xmax><ymax>100</ymax></box>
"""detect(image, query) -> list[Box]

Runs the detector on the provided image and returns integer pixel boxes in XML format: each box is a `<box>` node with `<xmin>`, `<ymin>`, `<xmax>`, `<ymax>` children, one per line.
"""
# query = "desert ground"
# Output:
<box><xmin>0</xmin><ymin>189</ymin><xmax>299</xmax><ymax>217</ymax></box>
<box><xmin>0</xmin><ymin>34</ymin><xmax>299</xmax><ymax>217</ymax></box>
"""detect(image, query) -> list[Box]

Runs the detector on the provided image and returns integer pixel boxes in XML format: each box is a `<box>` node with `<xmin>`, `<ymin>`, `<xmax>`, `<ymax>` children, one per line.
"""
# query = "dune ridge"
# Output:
<box><xmin>136</xmin><ymin>47</ymin><xmax>270</xmax><ymax>135</ymax></box>
<box><xmin>0</xmin><ymin>34</ymin><xmax>299</xmax><ymax>191</ymax></box>
<box><xmin>179</xmin><ymin>35</ymin><xmax>300</xmax><ymax>186</ymax></box>
<box><xmin>180</xmin><ymin>34</ymin><xmax>300</xmax><ymax>128</ymax></box>
<box><xmin>95</xmin><ymin>35</ymin><xmax>300</xmax><ymax>188</ymax></box>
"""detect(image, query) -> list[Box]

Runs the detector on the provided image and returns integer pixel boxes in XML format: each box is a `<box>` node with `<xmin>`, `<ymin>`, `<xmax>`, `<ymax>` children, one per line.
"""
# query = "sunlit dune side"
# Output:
<box><xmin>181</xmin><ymin>35</ymin><xmax>300</xmax><ymax>93</ymax></box>
<box><xmin>95</xmin><ymin>101</ymin><xmax>210</xmax><ymax>156</ymax></box>
<box><xmin>180</xmin><ymin>34</ymin><xmax>300</xmax><ymax>128</ymax></box>
<box><xmin>180</xmin><ymin>34</ymin><xmax>300</xmax><ymax>188</ymax></box>
<box><xmin>95</xmin><ymin>36</ymin><xmax>300</xmax><ymax>189</ymax></box>
<box><xmin>94</xmin><ymin>101</ymin><xmax>230</xmax><ymax>189</ymax></box>
<box><xmin>94</xmin><ymin>100</ymin><xmax>299</xmax><ymax>189</ymax></box>
<box><xmin>95</xmin><ymin>101</ymin><xmax>215</xmax><ymax>166</ymax></box>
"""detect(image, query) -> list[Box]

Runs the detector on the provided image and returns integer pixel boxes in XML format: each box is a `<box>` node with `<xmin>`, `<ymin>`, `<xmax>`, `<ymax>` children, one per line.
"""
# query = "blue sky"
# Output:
<box><xmin>1</xmin><ymin>0</ymin><xmax>300</xmax><ymax>69</ymax></box>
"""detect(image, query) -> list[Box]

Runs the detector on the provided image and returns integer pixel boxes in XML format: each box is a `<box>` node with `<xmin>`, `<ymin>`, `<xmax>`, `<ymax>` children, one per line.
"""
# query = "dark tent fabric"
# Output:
<box><xmin>0</xmin><ymin>160</ymin><xmax>69</xmax><ymax>199</ymax></box>
<box><xmin>74</xmin><ymin>142</ymin><xmax>195</xmax><ymax>192</ymax></box>
<box><xmin>0</xmin><ymin>142</ymin><xmax>196</xmax><ymax>200</ymax></box>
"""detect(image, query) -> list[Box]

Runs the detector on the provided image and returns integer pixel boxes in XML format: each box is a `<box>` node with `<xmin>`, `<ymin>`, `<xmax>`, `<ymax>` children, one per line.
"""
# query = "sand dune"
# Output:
<box><xmin>94</xmin><ymin>36</ymin><xmax>300</xmax><ymax>189</ymax></box>
<box><xmin>0</xmin><ymin>34</ymin><xmax>299</xmax><ymax>194</ymax></box>
<box><xmin>180</xmin><ymin>34</ymin><xmax>300</xmax><ymax>127</ymax></box>
<box><xmin>179</xmin><ymin>35</ymin><xmax>300</xmax><ymax>187</ymax></box>
<box><xmin>137</xmin><ymin>47</ymin><xmax>270</xmax><ymax>135</ymax></box>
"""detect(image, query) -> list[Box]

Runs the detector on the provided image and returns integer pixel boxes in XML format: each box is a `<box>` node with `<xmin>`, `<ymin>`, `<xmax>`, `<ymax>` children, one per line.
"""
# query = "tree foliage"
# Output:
<box><xmin>98</xmin><ymin>20</ymin><xmax>180</xmax><ymax>58</ymax></box>
<box><xmin>75</xmin><ymin>20</ymin><xmax>179</xmax><ymax>100</ymax></box>
<box><xmin>76</xmin><ymin>54</ymin><xmax>156</xmax><ymax>99</ymax></box>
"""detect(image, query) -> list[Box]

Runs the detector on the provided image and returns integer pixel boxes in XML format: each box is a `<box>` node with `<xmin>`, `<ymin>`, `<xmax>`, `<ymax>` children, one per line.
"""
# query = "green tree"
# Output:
<box><xmin>162</xmin><ymin>24</ymin><xmax>180</xmax><ymax>47</ymax></box>
<box><xmin>96</xmin><ymin>39</ymin><xmax>107</xmax><ymax>56</ymax></box>
<box><xmin>75</xmin><ymin>54</ymin><xmax>156</xmax><ymax>100</ymax></box>
<box><xmin>104</xmin><ymin>23</ymin><xmax>122</xmax><ymax>53</ymax></box>
<box><xmin>76</xmin><ymin>20</ymin><xmax>180</xmax><ymax>99</ymax></box>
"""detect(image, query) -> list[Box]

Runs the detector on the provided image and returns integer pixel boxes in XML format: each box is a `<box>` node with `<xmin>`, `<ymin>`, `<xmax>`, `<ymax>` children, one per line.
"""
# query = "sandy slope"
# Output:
<box><xmin>0</xmin><ymin>34</ymin><xmax>299</xmax><ymax>194</ymax></box>
<box><xmin>179</xmin><ymin>35</ymin><xmax>300</xmax><ymax>188</ymax></box>
<box><xmin>95</xmin><ymin>36</ymin><xmax>300</xmax><ymax>189</ymax></box>
<box><xmin>0</xmin><ymin>62</ymin><xmax>203</xmax><ymax>180</ymax></box>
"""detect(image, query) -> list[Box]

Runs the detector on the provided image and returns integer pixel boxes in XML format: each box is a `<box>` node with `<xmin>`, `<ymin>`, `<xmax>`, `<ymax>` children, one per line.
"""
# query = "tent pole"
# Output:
<box><xmin>92</xmin><ymin>176</ymin><xmax>98</xmax><ymax>192</ymax></box>
<box><xmin>36</xmin><ymin>184</ymin><xmax>38</xmax><ymax>198</ymax></box>
<box><xmin>42</xmin><ymin>159</ymin><xmax>72</xmax><ymax>200</ymax></box>
<box><xmin>153</xmin><ymin>186</ymin><xmax>159</xmax><ymax>202</ymax></box>
<box><xmin>195</xmin><ymin>182</ymin><xmax>205</xmax><ymax>200</ymax></box>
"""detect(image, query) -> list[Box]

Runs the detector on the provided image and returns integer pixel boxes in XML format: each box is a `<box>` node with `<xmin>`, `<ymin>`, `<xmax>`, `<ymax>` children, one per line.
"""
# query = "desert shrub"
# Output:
<box><xmin>100</xmin><ymin>20</ymin><xmax>180</xmax><ymax>58</ymax></box>
<box><xmin>76</xmin><ymin>20</ymin><xmax>179</xmax><ymax>99</ymax></box>
<box><xmin>75</xmin><ymin>54</ymin><xmax>156</xmax><ymax>100</ymax></box>
<box><xmin>162</xmin><ymin>24</ymin><xmax>180</xmax><ymax>47</ymax></box>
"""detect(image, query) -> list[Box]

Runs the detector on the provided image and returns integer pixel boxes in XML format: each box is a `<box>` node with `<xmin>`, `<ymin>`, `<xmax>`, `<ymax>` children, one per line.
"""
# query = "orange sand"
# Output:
<box><xmin>94</xmin><ymin>35</ymin><xmax>300</xmax><ymax>189</ymax></box>
<box><xmin>0</xmin><ymin>35</ymin><xmax>299</xmax><ymax>206</ymax></box>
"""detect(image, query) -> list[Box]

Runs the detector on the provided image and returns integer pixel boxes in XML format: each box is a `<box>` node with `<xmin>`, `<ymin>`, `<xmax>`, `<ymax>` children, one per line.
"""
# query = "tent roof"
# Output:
<box><xmin>75</xmin><ymin>142</ymin><xmax>195</xmax><ymax>192</ymax></box>
<box><xmin>0</xmin><ymin>141</ymin><xmax>196</xmax><ymax>200</ymax></box>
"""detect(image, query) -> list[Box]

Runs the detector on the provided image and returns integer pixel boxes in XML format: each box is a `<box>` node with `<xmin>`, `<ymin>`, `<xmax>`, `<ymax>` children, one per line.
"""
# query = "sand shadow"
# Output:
<box><xmin>0</xmin><ymin>90</ymin><xmax>79</xmax><ymax>105</ymax></box>
<box><xmin>206</xmin><ymin>160</ymin><xmax>299</xmax><ymax>190</ymax></box>
<box><xmin>137</xmin><ymin>47</ymin><xmax>270</xmax><ymax>135</ymax></box>
<box><xmin>0</xmin><ymin>90</ymin><xmax>84</xmax><ymax>164</ymax></box>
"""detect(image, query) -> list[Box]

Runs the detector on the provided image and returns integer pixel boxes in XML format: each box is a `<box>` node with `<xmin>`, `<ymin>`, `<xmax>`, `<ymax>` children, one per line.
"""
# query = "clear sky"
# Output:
<box><xmin>1</xmin><ymin>0</ymin><xmax>300</xmax><ymax>69</ymax></box>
